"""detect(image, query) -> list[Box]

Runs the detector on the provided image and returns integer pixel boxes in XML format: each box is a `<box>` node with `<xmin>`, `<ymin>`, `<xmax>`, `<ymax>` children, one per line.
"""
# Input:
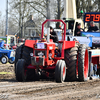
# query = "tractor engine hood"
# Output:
<box><xmin>25</xmin><ymin>40</ymin><xmax>38</xmax><ymax>48</ymax></box>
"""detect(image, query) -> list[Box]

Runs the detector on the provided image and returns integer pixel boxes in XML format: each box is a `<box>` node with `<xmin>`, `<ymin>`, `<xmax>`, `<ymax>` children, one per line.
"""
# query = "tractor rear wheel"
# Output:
<box><xmin>55</xmin><ymin>60</ymin><xmax>66</xmax><ymax>83</ymax></box>
<box><xmin>22</xmin><ymin>46</ymin><xmax>33</xmax><ymax>65</ymax></box>
<box><xmin>78</xmin><ymin>44</ymin><xmax>89</xmax><ymax>81</ymax></box>
<box><xmin>65</xmin><ymin>46</ymin><xmax>78</xmax><ymax>81</ymax></box>
<box><xmin>16</xmin><ymin>59</ymin><xmax>27</xmax><ymax>82</ymax></box>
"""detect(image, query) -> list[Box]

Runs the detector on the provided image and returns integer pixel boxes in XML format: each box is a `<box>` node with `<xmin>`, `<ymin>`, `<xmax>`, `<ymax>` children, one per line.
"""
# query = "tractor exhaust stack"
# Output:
<box><xmin>47</xmin><ymin>28</ymin><xmax>50</xmax><ymax>43</ymax></box>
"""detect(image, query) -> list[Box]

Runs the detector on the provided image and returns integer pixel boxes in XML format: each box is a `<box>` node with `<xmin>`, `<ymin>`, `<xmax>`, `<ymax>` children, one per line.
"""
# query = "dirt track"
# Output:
<box><xmin>0</xmin><ymin>64</ymin><xmax>100</xmax><ymax>100</ymax></box>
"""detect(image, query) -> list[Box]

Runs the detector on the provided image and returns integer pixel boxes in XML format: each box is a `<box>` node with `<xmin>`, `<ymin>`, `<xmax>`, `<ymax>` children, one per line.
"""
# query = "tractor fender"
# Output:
<box><xmin>64</xmin><ymin>41</ymin><xmax>77</xmax><ymax>49</ymax></box>
<box><xmin>61</xmin><ymin>41</ymin><xmax>78</xmax><ymax>57</ymax></box>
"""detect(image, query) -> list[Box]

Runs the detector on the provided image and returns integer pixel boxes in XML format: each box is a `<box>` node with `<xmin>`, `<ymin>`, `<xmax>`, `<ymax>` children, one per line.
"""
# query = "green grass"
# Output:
<box><xmin>0</xmin><ymin>72</ymin><xmax>13</xmax><ymax>75</ymax></box>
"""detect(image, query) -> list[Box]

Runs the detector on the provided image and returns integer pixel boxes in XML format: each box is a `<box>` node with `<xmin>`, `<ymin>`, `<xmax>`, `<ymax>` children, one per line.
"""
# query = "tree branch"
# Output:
<box><xmin>29</xmin><ymin>4</ymin><xmax>47</xmax><ymax>18</ymax></box>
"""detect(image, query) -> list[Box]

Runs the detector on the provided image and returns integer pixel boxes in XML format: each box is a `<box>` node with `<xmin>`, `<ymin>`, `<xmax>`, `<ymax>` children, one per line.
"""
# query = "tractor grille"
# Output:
<box><xmin>35</xmin><ymin>50</ymin><xmax>46</xmax><ymax>57</ymax></box>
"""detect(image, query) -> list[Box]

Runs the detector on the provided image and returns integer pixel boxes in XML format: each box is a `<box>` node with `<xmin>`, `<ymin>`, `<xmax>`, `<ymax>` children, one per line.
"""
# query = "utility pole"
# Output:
<box><xmin>46</xmin><ymin>0</ymin><xmax>50</xmax><ymax>22</ymax></box>
<box><xmin>5</xmin><ymin>0</ymin><xmax>8</xmax><ymax>36</ymax></box>
<box><xmin>46</xmin><ymin>0</ymin><xmax>50</xmax><ymax>43</ymax></box>
<box><xmin>56</xmin><ymin>0</ymin><xmax>61</xmax><ymax>28</ymax></box>
<box><xmin>5</xmin><ymin>0</ymin><xmax>9</xmax><ymax>49</ymax></box>
<box><xmin>19</xmin><ymin>0</ymin><xmax>22</xmax><ymax>38</ymax></box>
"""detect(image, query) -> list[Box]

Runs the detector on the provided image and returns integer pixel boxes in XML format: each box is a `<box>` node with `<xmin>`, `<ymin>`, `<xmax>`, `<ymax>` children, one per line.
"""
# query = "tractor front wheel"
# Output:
<box><xmin>16</xmin><ymin>59</ymin><xmax>27</xmax><ymax>82</ymax></box>
<box><xmin>15</xmin><ymin>44</ymin><xmax>24</xmax><ymax>73</ymax></box>
<box><xmin>55</xmin><ymin>60</ymin><xmax>66</xmax><ymax>83</ymax></box>
<box><xmin>9</xmin><ymin>58</ymin><xmax>15</xmax><ymax>64</ymax></box>
<box><xmin>78</xmin><ymin>44</ymin><xmax>89</xmax><ymax>81</ymax></box>
<box><xmin>1</xmin><ymin>56</ymin><xmax>8</xmax><ymax>64</ymax></box>
<box><xmin>26</xmin><ymin>69</ymin><xmax>36</xmax><ymax>81</ymax></box>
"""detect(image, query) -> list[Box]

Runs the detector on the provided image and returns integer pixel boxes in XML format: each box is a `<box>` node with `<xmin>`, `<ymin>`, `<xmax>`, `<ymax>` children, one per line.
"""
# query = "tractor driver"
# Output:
<box><xmin>50</xmin><ymin>26</ymin><xmax>58</xmax><ymax>43</ymax></box>
<box><xmin>74</xmin><ymin>23</ymin><xmax>83</xmax><ymax>36</ymax></box>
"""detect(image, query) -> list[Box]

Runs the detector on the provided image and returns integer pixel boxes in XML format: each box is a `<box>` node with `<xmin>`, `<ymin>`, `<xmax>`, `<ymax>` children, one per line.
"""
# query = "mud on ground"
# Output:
<box><xmin>0</xmin><ymin>64</ymin><xmax>15</xmax><ymax>81</ymax></box>
<box><xmin>0</xmin><ymin>64</ymin><xmax>100</xmax><ymax>100</ymax></box>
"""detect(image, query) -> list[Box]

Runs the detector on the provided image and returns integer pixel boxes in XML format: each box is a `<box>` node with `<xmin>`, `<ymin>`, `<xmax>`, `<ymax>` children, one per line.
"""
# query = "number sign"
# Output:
<box><xmin>84</xmin><ymin>12</ymin><xmax>100</xmax><ymax>22</ymax></box>
<box><xmin>37</xmin><ymin>43</ymin><xmax>45</xmax><ymax>49</ymax></box>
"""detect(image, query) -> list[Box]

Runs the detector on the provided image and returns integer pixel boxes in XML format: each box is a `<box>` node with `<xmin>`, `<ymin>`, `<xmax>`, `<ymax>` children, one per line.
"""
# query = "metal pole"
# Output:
<box><xmin>5</xmin><ymin>0</ymin><xmax>8</xmax><ymax>36</ymax></box>
<box><xmin>19</xmin><ymin>0</ymin><xmax>21</xmax><ymax>38</ymax></box>
<box><xmin>46</xmin><ymin>0</ymin><xmax>50</xmax><ymax>43</ymax></box>
<box><xmin>6</xmin><ymin>0</ymin><xmax>8</xmax><ymax>49</ymax></box>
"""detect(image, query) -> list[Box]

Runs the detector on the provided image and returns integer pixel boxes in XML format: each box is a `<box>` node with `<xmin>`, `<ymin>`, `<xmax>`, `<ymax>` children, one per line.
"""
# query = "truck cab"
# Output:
<box><xmin>63</xmin><ymin>18</ymin><xmax>85</xmax><ymax>36</ymax></box>
<box><xmin>63</xmin><ymin>0</ymin><xmax>85</xmax><ymax>36</ymax></box>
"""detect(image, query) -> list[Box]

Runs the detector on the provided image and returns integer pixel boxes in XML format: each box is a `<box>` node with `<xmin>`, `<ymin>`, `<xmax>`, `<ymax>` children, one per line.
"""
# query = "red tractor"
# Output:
<box><xmin>15</xmin><ymin>20</ymin><xmax>89</xmax><ymax>82</ymax></box>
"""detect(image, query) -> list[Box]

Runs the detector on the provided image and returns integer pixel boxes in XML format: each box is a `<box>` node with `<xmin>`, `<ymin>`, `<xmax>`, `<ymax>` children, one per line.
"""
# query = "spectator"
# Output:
<box><xmin>88</xmin><ymin>21</ymin><xmax>99</xmax><ymax>32</ymax></box>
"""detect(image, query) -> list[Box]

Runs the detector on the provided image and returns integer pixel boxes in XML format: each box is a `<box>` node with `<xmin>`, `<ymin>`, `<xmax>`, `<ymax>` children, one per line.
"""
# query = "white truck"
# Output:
<box><xmin>63</xmin><ymin>0</ymin><xmax>85</xmax><ymax>35</ymax></box>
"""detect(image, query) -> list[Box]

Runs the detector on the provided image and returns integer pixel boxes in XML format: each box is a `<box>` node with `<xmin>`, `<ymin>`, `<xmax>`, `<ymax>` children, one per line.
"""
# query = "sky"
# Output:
<box><xmin>0</xmin><ymin>0</ymin><xmax>6</xmax><ymax>16</ymax></box>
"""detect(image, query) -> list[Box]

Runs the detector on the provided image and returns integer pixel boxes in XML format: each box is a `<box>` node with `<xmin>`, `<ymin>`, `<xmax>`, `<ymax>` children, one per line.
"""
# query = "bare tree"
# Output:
<box><xmin>76</xmin><ymin>0</ymin><xmax>99</xmax><ymax>18</ymax></box>
<box><xmin>7</xmin><ymin>0</ymin><xmax>66</xmax><ymax>38</ymax></box>
<box><xmin>9</xmin><ymin>0</ymin><xmax>33</xmax><ymax>37</ymax></box>
<box><xmin>0</xmin><ymin>11</ymin><xmax>5</xmax><ymax>36</ymax></box>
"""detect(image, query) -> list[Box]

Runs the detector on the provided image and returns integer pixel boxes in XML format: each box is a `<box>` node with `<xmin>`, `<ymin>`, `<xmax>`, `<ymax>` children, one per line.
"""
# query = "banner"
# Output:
<box><xmin>82</xmin><ymin>32</ymin><xmax>100</xmax><ymax>37</ymax></box>
<box><xmin>69</xmin><ymin>36</ymin><xmax>92</xmax><ymax>47</ymax></box>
